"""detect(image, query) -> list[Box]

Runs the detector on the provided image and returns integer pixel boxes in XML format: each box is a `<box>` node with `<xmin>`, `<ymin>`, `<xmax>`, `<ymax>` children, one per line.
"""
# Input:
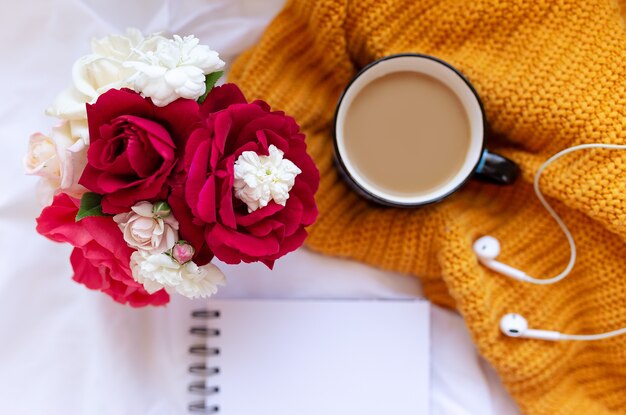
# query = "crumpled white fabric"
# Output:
<box><xmin>0</xmin><ymin>0</ymin><xmax>519</xmax><ymax>414</ymax></box>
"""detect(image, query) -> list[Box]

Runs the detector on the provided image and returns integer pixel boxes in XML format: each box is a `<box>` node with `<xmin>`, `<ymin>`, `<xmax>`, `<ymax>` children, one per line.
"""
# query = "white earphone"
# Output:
<box><xmin>472</xmin><ymin>144</ymin><xmax>626</xmax><ymax>340</ymax></box>
<box><xmin>500</xmin><ymin>313</ymin><xmax>626</xmax><ymax>341</ymax></box>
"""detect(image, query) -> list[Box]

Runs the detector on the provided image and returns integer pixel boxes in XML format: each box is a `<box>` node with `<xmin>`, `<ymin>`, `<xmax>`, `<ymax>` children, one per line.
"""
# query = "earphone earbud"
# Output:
<box><xmin>499</xmin><ymin>313</ymin><xmax>527</xmax><ymax>337</ymax></box>
<box><xmin>472</xmin><ymin>235</ymin><xmax>500</xmax><ymax>260</ymax></box>
<box><xmin>500</xmin><ymin>313</ymin><xmax>561</xmax><ymax>341</ymax></box>
<box><xmin>473</xmin><ymin>236</ymin><xmax>532</xmax><ymax>282</ymax></box>
<box><xmin>500</xmin><ymin>313</ymin><xmax>626</xmax><ymax>341</ymax></box>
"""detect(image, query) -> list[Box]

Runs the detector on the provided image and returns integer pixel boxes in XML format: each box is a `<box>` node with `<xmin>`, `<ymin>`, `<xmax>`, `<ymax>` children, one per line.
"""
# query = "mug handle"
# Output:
<box><xmin>474</xmin><ymin>149</ymin><xmax>519</xmax><ymax>185</ymax></box>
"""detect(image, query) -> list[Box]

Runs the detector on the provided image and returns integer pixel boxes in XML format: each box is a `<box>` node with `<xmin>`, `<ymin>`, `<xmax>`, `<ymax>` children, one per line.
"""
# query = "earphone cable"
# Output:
<box><xmin>527</xmin><ymin>143</ymin><xmax>626</xmax><ymax>284</ymax></box>
<box><xmin>560</xmin><ymin>325</ymin><xmax>626</xmax><ymax>341</ymax></box>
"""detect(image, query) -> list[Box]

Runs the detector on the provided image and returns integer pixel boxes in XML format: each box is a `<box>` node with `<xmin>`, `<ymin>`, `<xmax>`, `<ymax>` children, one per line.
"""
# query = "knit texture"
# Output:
<box><xmin>229</xmin><ymin>1</ymin><xmax>626</xmax><ymax>414</ymax></box>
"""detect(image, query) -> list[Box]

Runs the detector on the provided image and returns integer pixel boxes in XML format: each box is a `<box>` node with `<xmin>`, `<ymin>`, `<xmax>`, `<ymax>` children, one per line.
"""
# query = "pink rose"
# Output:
<box><xmin>24</xmin><ymin>122</ymin><xmax>88</xmax><ymax>205</ymax></box>
<box><xmin>24</xmin><ymin>132</ymin><xmax>59</xmax><ymax>179</ymax></box>
<box><xmin>36</xmin><ymin>193</ymin><xmax>169</xmax><ymax>307</ymax></box>
<box><xmin>113</xmin><ymin>201</ymin><xmax>179</xmax><ymax>254</ymax></box>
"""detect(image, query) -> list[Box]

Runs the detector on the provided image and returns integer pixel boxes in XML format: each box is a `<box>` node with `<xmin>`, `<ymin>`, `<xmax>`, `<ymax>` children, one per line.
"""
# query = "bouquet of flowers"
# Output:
<box><xmin>25</xmin><ymin>30</ymin><xmax>319</xmax><ymax>307</ymax></box>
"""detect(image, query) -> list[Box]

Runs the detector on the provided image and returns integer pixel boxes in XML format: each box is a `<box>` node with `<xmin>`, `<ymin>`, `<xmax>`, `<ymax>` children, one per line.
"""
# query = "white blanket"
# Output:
<box><xmin>0</xmin><ymin>0</ymin><xmax>518</xmax><ymax>413</ymax></box>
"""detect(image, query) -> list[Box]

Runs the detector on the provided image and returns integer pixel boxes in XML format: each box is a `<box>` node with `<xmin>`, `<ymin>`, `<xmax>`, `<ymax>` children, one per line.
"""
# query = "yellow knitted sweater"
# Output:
<box><xmin>229</xmin><ymin>1</ymin><xmax>626</xmax><ymax>414</ymax></box>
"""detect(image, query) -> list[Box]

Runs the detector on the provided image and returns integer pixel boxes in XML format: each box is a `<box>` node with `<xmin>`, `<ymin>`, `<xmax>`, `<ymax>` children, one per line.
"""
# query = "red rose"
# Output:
<box><xmin>170</xmin><ymin>84</ymin><xmax>319</xmax><ymax>268</ymax></box>
<box><xmin>36</xmin><ymin>193</ymin><xmax>169</xmax><ymax>307</ymax></box>
<box><xmin>79</xmin><ymin>88</ymin><xmax>200</xmax><ymax>214</ymax></box>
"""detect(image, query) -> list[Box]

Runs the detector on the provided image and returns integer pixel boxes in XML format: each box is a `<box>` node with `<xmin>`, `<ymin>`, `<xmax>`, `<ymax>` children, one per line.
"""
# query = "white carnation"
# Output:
<box><xmin>125</xmin><ymin>35</ymin><xmax>225</xmax><ymax>106</ymax></box>
<box><xmin>130</xmin><ymin>251</ymin><xmax>226</xmax><ymax>299</ymax></box>
<box><xmin>177</xmin><ymin>261</ymin><xmax>226</xmax><ymax>299</ymax></box>
<box><xmin>233</xmin><ymin>145</ymin><xmax>302</xmax><ymax>213</ymax></box>
<box><xmin>130</xmin><ymin>250</ymin><xmax>181</xmax><ymax>295</ymax></box>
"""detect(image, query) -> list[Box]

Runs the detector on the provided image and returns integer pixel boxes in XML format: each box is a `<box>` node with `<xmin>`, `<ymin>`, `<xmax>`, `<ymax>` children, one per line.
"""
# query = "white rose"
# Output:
<box><xmin>46</xmin><ymin>29</ymin><xmax>166</xmax><ymax>121</ymax></box>
<box><xmin>24</xmin><ymin>121</ymin><xmax>88</xmax><ymax>205</ymax></box>
<box><xmin>130</xmin><ymin>250</ymin><xmax>226</xmax><ymax>298</ymax></box>
<box><xmin>113</xmin><ymin>201</ymin><xmax>179</xmax><ymax>255</ymax></box>
<box><xmin>125</xmin><ymin>35</ymin><xmax>225</xmax><ymax>106</ymax></box>
<box><xmin>90</xmin><ymin>28</ymin><xmax>145</xmax><ymax>60</ymax></box>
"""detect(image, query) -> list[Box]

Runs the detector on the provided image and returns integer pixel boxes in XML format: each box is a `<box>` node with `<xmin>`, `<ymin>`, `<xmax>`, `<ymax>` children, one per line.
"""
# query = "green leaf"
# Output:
<box><xmin>197</xmin><ymin>71</ymin><xmax>224</xmax><ymax>104</ymax></box>
<box><xmin>76</xmin><ymin>192</ymin><xmax>104</xmax><ymax>221</ymax></box>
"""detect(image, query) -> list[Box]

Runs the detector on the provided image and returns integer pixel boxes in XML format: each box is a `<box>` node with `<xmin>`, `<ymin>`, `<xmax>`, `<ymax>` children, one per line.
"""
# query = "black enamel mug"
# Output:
<box><xmin>333</xmin><ymin>54</ymin><xmax>518</xmax><ymax>207</ymax></box>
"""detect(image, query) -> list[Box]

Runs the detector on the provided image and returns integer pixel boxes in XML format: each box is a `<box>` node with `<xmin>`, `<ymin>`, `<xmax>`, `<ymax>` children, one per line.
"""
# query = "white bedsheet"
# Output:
<box><xmin>0</xmin><ymin>0</ymin><xmax>519</xmax><ymax>413</ymax></box>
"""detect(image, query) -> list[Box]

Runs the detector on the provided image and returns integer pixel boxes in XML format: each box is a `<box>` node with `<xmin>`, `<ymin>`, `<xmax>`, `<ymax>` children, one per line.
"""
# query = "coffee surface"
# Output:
<box><xmin>342</xmin><ymin>71</ymin><xmax>471</xmax><ymax>198</ymax></box>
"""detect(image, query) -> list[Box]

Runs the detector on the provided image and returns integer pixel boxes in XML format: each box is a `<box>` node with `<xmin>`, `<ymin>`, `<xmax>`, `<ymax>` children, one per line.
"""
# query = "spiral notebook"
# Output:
<box><xmin>186</xmin><ymin>299</ymin><xmax>430</xmax><ymax>414</ymax></box>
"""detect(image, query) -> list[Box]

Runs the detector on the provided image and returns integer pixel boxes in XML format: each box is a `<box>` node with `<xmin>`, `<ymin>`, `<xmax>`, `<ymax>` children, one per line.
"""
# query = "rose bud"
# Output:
<box><xmin>152</xmin><ymin>201</ymin><xmax>172</xmax><ymax>218</ymax></box>
<box><xmin>172</xmin><ymin>241</ymin><xmax>195</xmax><ymax>264</ymax></box>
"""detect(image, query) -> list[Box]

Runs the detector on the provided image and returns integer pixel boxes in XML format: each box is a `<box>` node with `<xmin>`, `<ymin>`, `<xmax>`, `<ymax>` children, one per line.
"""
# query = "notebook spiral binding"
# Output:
<box><xmin>188</xmin><ymin>309</ymin><xmax>221</xmax><ymax>413</ymax></box>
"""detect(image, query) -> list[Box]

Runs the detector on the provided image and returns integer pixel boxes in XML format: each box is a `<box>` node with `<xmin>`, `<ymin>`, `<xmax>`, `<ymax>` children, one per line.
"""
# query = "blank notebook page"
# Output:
<box><xmin>203</xmin><ymin>299</ymin><xmax>430</xmax><ymax>415</ymax></box>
